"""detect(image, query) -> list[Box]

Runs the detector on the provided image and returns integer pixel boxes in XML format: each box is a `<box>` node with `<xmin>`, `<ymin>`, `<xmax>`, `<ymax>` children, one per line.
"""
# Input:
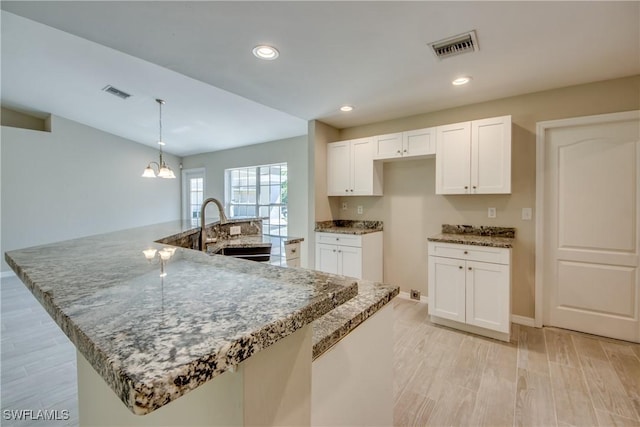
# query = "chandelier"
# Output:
<box><xmin>142</xmin><ymin>99</ymin><xmax>176</xmax><ymax>179</ymax></box>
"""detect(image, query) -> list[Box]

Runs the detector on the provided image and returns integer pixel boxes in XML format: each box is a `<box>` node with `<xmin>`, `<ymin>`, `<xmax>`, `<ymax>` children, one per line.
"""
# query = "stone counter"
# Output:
<box><xmin>314</xmin><ymin>220</ymin><xmax>383</xmax><ymax>235</ymax></box>
<box><xmin>4</xmin><ymin>220</ymin><xmax>356</xmax><ymax>416</ymax></box>
<box><xmin>312</xmin><ymin>279</ymin><xmax>398</xmax><ymax>360</ymax></box>
<box><xmin>428</xmin><ymin>224</ymin><xmax>515</xmax><ymax>248</ymax></box>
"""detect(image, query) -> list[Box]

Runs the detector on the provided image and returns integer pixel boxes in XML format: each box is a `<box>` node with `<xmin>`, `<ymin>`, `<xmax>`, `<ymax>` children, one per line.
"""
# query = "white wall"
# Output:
<box><xmin>1</xmin><ymin>114</ymin><xmax>181</xmax><ymax>272</ymax></box>
<box><xmin>181</xmin><ymin>135</ymin><xmax>309</xmax><ymax>266</ymax></box>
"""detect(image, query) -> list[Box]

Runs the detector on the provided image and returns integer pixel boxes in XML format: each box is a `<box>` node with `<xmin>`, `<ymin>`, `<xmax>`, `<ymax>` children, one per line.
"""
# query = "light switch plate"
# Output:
<box><xmin>230</xmin><ymin>226</ymin><xmax>241</xmax><ymax>235</ymax></box>
<box><xmin>357</xmin><ymin>205</ymin><xmax>363</xmax><ymax>215</ymax></box>
<box><xmin>488</xmin><ymin>207</ymin><xmax>496</xmax><ymax>218</ymax></box>
<box><xmin>522</xmin><ymin>208</ymin><xmax>532</xmax><ymax>220</ymax></box>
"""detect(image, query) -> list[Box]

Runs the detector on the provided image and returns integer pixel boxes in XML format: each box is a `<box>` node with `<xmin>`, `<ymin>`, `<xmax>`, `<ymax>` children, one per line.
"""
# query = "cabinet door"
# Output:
<box><xmin>339</xmin><ymin>245</ymin><xmax>363</xmax><ymax>279</ymax></box>
<box><xmin>373</xmin><ymin>133</ymin><xmax>403</xmax><ymax>160</ymax></box>
<box><xmin>465</xmin><ymin>261</ymin><xmax>510</xmax><ymax>333</ymax></box>
<box><xmin>403</xmin><ymin>127</ymin><xmax>436</xmax><ymax>157</ymax></box>
<box><xmin>327</xmin><ymin>141</ymin><xmax>351</xmax><ymax>196</ymax></box>
<box><xmin>316</xmin><ymin>243</ymin><xmax>339</xmax><ymax>275</ymax></box>
<box><xmin>428</xmin><ymin>256</ymin><xmax>466</xmax><ymax>322</ymax></box>
<box><xmin>436</xmin><ymin>122</ymin><xmax>471</xmax><ymax>194</ymax></box>
<box><xmin>350</xmin><ymin>137</ymin><xmax>375</xmax><ymax>195</ymax></box>
<box><xmin>471</xmin><ymin>116</ymin><xmax>511</xmax><ymax>194</ymax></box>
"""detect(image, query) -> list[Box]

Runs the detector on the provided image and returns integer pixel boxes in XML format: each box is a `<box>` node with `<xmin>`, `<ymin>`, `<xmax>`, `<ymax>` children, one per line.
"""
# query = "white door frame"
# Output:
<box><xmin>181</xmin><ymin>168</ymin><xmax>206</xmax><ymax>221</ymax></box>
<box><xmin>534</xmin><ymin>110</ymin><xmax>640</xmax><ymax>327</ymax></box>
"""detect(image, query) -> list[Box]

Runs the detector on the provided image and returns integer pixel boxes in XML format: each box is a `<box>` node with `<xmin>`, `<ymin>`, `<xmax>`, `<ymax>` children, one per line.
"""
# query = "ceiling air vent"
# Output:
<box><xmin>429</xmin><ymin>30</ymin><xmax>479</xmax><ymax>60</ymax></box>
<box><xmin>102</xmin><ymin>85</ymin><xmax>132</xmax><ymax>100</ymax></box>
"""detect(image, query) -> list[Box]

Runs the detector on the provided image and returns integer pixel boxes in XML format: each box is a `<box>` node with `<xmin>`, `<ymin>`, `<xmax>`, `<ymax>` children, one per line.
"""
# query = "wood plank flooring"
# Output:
<box><xmin>393</xmin><ymin>298</ymin><xmax>640</xmax><ymax>427</ymax></box>
<box><xmin>2</xmin><ymin>276</ymin><xmax>640</xmax><ymax>426</ymax></box>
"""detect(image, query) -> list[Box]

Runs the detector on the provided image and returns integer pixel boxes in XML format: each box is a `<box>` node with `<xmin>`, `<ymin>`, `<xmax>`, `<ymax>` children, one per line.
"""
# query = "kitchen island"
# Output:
<box><xmin>4</xmin><ymin>220</ymin><xmax>362</xmax><ymax>426</ymax></box>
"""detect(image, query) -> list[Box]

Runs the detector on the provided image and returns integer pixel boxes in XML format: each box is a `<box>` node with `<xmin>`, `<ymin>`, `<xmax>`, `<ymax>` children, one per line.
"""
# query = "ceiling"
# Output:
<box><xmin>1</xmin><ymin>1</ymin><xmax>639</xmax><ymax>157</ymax></box>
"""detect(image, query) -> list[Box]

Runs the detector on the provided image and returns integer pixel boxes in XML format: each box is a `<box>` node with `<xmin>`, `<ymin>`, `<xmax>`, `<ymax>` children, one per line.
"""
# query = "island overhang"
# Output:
<box><xmin>5</xmin><ymin>220</ymin><xmax>357</xmax><ymax>415</ymax></box>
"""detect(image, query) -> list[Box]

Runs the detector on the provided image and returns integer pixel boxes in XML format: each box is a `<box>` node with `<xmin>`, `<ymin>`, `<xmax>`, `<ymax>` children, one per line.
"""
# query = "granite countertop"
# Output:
<box><xmin>312</xmin><ymin>279</ymin><xmax>398</xmax><ymax>360</ymax></box>
<box><xmin>428</xmin><ymin>224</ymin><xmax>515</xmax><ymax>248</ymax></box>
<box><xmin>4</xmin><ymin>220</ymin><xmax>355</xmax><ymax>416</ymax></box>
<box><xmin>315</xmin><ymin>220</ymin><xmax>383</xmax><ymax>235</ymax></box>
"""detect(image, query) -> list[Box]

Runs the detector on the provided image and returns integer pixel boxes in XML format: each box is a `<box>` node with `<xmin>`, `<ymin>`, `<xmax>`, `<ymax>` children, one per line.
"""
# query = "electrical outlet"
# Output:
<box><xmin>522</xmin><ymin>207</ymin><xmax>532</xmax><ymax>220</ymax></box>
<box><xmin>410</xmin><ymin>289</ymin><xmax>421</xmax><ymax>300</ymax></box>
<box><xmin>357</xmin><ymin>205</ymin><xmax>363</xmax><ymax>215</ymax></box>
<box><xmin>488</xmin><ymin>207</ymin><xmax>496</xmax><ymax>218</ymax></box>
<box><xmin>342</xmin><ymin>202</ymin><xmax>348</xmax><ymax>211</ymax></box>
<box><xmin>229</xmin><ymin>226</ymin><xmax>241</xmax><ymax>235</ymax></box>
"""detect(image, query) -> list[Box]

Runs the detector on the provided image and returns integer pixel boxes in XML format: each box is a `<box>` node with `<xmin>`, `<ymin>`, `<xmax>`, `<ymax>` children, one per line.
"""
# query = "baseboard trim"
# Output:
<box><xmin>511</xmin><ymin>314</ymin><xmax>535</xmax><ymax>327</ymax></box>
<box><xmin>398</xmin><ymin>291</ymin><xmax>428</xmax><ymax>304</ymax></box>
<box><xmin>1</xmin><ymin>270</ymin><xmax>17</xmax><ymax>279</ymax></box>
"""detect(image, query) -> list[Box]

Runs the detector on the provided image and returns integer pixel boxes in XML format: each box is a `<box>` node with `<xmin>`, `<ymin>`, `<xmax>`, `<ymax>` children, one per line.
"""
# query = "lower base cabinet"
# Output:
<box><xmin>284</xmin><ymin>241</ymin><xmax>301</xmax><ymax>267</ymax></box>
<box><xmin>427</xmin><ymin>241</ymin><xmax>511</xmax><ymax>341</ymax></box>
<box><xmin>315</xmin><ymin>231</ymin><xmax>383</xmax><ymax>281</ymax></box>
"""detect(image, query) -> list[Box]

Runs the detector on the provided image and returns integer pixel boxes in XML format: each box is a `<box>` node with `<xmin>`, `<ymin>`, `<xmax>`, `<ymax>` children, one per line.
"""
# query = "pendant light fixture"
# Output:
<box><xmin>142</xmin><ymin>99</ymin><xmax>176</xmax><ymax>179</ymax></box>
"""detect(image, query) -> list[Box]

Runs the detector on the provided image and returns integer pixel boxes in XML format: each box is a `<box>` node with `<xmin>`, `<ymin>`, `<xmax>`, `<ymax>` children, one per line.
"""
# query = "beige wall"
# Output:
<box><xmin>1</xmin><ymin>107</ymin><xmax>47</xmax><ymax>131</ymax></box>
<box><xmin>329</xmin><ymin>75</ymin><xmax>640</xmax><ymax>318</ymax></box>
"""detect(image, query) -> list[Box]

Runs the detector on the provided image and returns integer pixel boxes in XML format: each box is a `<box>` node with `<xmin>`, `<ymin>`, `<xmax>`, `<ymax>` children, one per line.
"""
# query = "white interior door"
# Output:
<box><xmin>541</xmin><ymin>112</ymin><xmax>640</xmax><ymax>342</ymax></box>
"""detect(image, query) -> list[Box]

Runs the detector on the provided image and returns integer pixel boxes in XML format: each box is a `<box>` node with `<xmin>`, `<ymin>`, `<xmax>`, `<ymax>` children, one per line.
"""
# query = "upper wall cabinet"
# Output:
<box><xmin>373</xmin><ymin>127</ymin><xmax>436</xmax><ymax>160</ymax></box>
<box><xmin>436</xmin><ymin>115</ymin><xmax>512</xmax><ymax>194</ymax></box>
<box><xmin>327</xmin><ymin>137</ymin><xmax>383</xmax><ymax>196</ymax></box>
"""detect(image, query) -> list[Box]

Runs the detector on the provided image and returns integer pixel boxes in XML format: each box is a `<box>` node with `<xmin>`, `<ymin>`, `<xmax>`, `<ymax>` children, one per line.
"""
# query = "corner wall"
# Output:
<box><xmin>334</xmin><ymin>75</ymin><xmax>640</xmax><ymax>318</ymax></box>
<box><xmin>1</xmin><ymin>115</ymin><xmax>181</xmax><ymax>273</ymax></box>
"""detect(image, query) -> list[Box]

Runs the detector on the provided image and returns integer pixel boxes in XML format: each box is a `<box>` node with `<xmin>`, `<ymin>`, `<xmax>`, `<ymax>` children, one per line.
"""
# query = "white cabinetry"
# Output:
<box><xmin>316</xmin><ymin>232</ymin><xmax>383</xmax><ymax>281</ymax></box>
<box><xmin>435</xmin><ymin>115</ymin><xmax>511</xmax><ymax>194</ymax></box>
<box><xmin>327</xmin><ymin>138</ymin><xmax>383</xmax><ymax>196</ymax></box>
<box><xmin>284</xmin><ymin>241</ymin><xmax>301</xmax><ymax>267</ymax></box>
<box><xmin>373</xmin><ymin>127</ymin><xmax>436</xmax><ymax>160</ymax></box>
<box><xmin>428</xmin><ymin>241</ymin><xmax>511</xmax><ymax>341</ymax></box>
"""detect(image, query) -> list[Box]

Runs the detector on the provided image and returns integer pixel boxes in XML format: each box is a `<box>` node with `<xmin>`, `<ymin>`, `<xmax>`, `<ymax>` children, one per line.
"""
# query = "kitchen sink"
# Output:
<box><xmin>212</xmin><ymin>244</ymin><xmax>272</xmax><ymax>262</ymax></box>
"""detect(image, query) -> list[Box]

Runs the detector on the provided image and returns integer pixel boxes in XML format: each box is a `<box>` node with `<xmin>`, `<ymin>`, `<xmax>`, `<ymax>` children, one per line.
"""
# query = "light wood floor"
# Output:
<box><xmin>2</xmin><ymin>276</ymin><xmax>640</xmax><ymax>427</ymax></box>
<box><xmin>393</xmin><ymin>298</ymin><xmax>640</xmax><ymax>427</ymax></box>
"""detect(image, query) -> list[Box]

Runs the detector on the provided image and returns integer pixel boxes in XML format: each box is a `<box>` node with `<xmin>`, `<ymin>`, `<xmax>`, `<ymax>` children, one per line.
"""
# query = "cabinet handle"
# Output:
<box><xmin>459</xmin><ymin>266</ymin><xmax>463</xmax><ymax>269</ymax></box>
<box><xmin>338</xmin><ymin>250</ymin><xmax>342</xmax><ymax>253</ymax></box>
<box><xmin>336</xmin><ymin>238</ymin><xmax>339</xmax><ymax>241</ymax></box>
<box><xmin>464</xmin><ymin>251</ymin><xmax>468</xmax><ymax>255</ymax></box>
<box><xmin>345</xmin><ymin>189</ymin><xmax>349</xmax><ymax>193</ymax></box>
<box><xmin>397</xmin><ymin>150</ymin><xmax>401</xmax><ymax>154</ymax></box>
<box><xmin>291</xmin><ymin>248</ymin><xmax>296</xmax><ymax>253</ymax></box>
<box><xmin>403</xmin><ymin>149</ymin><xmax>407</xmax><ymax>153</ymax></box>
<box><xmin>468</xmin><ymin>267</ymin><xmax>472</xmax><ymax>270</ymax></box>
<box><xmin>350</xmin><ymin>189</ymin><xmax>354</xmax><ymax>192</ymax></box>
<box><xmin>472</xmin><ymin>186</ymin><xmax>477</xmax><ymax>189</ymax></box>
<box><xmin>333</xmin><ymin>249</ymin><xmax>336</xmax><ymax>253</ymax></box>
<box><xmin>464</xmin><ymin>186</ymin><xmax>468</xmax><ymax>190</ymax></box>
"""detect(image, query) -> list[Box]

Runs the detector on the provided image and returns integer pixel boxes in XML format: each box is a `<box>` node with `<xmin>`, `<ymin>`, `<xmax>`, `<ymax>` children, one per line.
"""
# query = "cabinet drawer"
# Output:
<box><xmin>316</xmin><ymin>232</ymin><xmax>362</xmax><ymax>247</ymax></box>
<box><xmin>286</xmin><ymin>257</ymin><xmax>300</xmax><ymax>268</ymax></box>
<box><xmin>284</xmin><ymin>242</ymin><xmax>300</xmax><ymax>260</ymax></box>
<box><xmin>428</xmin><ymin>241</ymin><xmax>509</xmax><ymax>264</ymax></box>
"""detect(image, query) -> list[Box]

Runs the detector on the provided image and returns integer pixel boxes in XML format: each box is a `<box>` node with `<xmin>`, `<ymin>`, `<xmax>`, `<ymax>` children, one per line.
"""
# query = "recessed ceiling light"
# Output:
<box><xmin>452</xmin><ymin>76</ymin><xmax>472</xmax><ymax>86</ymax></box>
<box><xmin>340</xmin><ymin>105</ymin><xmax>354</xmax><ymax>112</ymax></box>
<box><xmin>252</xmin><ymin>45</ymin><xmax>279</xmax><ymax>60</ymax></box>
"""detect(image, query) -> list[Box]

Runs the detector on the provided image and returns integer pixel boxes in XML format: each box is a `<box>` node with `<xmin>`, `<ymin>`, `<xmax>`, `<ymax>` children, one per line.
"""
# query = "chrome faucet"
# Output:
<box><xmin>200</xmin><ymin>198</ymin><xmax>228</xmax><ymax>251</ymax></box>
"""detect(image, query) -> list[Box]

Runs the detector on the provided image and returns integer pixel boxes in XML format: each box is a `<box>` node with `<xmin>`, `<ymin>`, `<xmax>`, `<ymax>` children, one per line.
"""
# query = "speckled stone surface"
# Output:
<box><xmin>311</xmin><ymin>280</ymin><xmax>398</xmax><ymax>360</ymax></box>
<box><xmin>284</xmin><ymin>237</ymin><xmax>304</xmax><ymax>245</ymax></box>
<box><xmin>315</xmin><ymin>220</ymin><xmax>383</xmax><ymax>235</ymax></box>
<box><xmin>429</xmin><ymin>224</ymin><xmax>516</xmax><ymax>248</ymax></box>
<box><xmin>4</xmin><ymin>220</ymin><xmax>355</xmax><ymax>415</ymax></box>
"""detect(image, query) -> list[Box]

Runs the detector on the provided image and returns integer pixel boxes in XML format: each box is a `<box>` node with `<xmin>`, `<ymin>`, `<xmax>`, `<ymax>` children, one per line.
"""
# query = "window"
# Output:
<box><xmin>225</xmin><ymin>163</ymin><xmax>288</xmax><ymax>237</ymax></box>
<box><xmin>182</xmin><ymin>168</ymin><xmax>205</xmax><ymax>223</ymax></box>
